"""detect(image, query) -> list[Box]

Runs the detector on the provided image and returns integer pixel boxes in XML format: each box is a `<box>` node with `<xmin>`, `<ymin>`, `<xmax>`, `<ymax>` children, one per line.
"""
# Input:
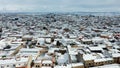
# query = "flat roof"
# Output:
<box><xmin>90</xmin><ymin>64</ymin><xmax>120</xmax><ymax>68</ymax></box>
<box><xmin>83</xmin><ymin>54</ymin><xmax>96</xmax><ymax>60</ymax></box>
<box><xmin>42</xmin><ymin>60</ymin><xmax>52</xmax><ymax>64</ymax></box>
<box><xmin>112</xmin><ymin>53</ymin><xmax>120</xmax><ymax>57</ymax></box>
<box><xmin>71</xmin><ymin>63</ymin><xmax>83</xmax><ymax>67</ymax></box>
<box><xmin>20</xmin><ymin>48</ymin><xmax>42</xmax><ymax>52</ymax></box>
<box><xmin>41</xmin><ymin>66</ymin><xmax>52</xmax><ymax>68</ymax></box>
<box><xmin>0</xmin><ymin>57</ymin><xmax>28</xmax><ymax>65</ymax></box>
<box><xmin>94</xmin><ymin>58</ymin><xmax>113</xmax><ymax>62</ymax></box>
<box><xmin>89</xmin><ymin>47</ymin><xmax>103</xmax><ymax>51</ymax></box>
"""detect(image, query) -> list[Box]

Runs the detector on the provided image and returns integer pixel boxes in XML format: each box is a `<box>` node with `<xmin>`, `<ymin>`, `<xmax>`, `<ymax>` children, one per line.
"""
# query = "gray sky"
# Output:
<box><xmin>0</xmin><ymin>0</ymin><xmax>120</xmax><ymax>12</ymax></box>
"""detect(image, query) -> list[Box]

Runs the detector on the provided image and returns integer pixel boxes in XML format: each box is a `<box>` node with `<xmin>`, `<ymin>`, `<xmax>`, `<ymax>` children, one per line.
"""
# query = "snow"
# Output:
<box><xmin>70</xmin><ymin>55</ymin><xmax>77</xmax><ymax>62</ymax></box>
<box><xmin>45</xmin><ymin>38</ymin><xmax>51</xmax><ymax>43</ymax></box>
<box><xmin>0</xmin><ymin>41</ymin><xmax>6</xmax><ymax>48</ymax></box>
<box><xmin>0</xmin><ymin>57</ymin><xmax>28</xmax><ymax>65</ymax></box>
<box><xmin>48</xmin><ymin>48</ymin><xmax>59</xmax><ymax>53</ymax></box>
<box><xmin>37</xmin><ymin>38</ymin><xmax>45</xmax><ymax>45</ymax></box>
<box><xmin>42</xmin><ymin>60</ymin><xmax>52</xmax><ymax>64</ymax></box>
<box><xmin>57</xmin><ymin>53</ymin><xmax>69</xmax><ymax>64</ymax></box>
<box><xmin>83</xmin><ymin>54</ymin><xmax>96</xmax><ymax>60</ymax></box>
<box><xmin>90</xmin><ymin>64</ymin><xmax>120</xmax><ymax>68</ymax></box>
<box><xmin>71</xmin><ymin>63</ymin><xmax>83</xmax><ymax>67</ymax></box>
<box><xmin>54</xmin><ymin>65</ymin><xmax>71</xmax><ymax>68</ymax></box>
<box><xmin>23</xmin><ymin>35</ymin><xmax>32</xmax><ymax>38</ymax></box>
<box><xmin>92</xmin><ymin>37</ymin><xmax>104</xmax><ymax>42</ymax></box>
<box><xmin>18</xmin><ymin>48</ymin><xmax>42</xmax><ymax>58</ymax></box>
<box><xmin>81</xmin><ymin>39</ymin><xmax>92</xmax><ymax>42</ymax></box>
<box><xmin>54</xmin><ymin>66</ymin><xmax>69</xmax><ymax>68</ymax></box>
<box><xmin>68</xmin><ymin>48</ymin><xmax>78</xmax><ymax>55</ymax></box>
<box><xmin>34</xmin><ymin>60</ymin><xmax>41</xmax><ymax>63</ymax></box>
<box><xmin>89</xmin><ymin>47</ymin><xmax>103</xmax><ymax>51</ymax></box>
<box><xmin>20</xmin><ymin>48</ymin><xmax>42</xmax><ymax>52</ymax></box>
<box><xmin>41</xmin><ymin>66</ymin><xmax>52</xmax><ymax>68</ymax></box>
<box><xmin>94</xmin><ymin>58</ymin><xmax>107</xmax><ymax>62</ymax></box>
<box><xmin>112</xmin><ymin>53</ymin><xmax>120</xmax><ymax>57</ymax></box>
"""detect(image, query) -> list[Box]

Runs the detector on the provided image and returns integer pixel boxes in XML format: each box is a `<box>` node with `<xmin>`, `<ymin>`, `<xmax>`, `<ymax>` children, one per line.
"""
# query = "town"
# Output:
<box><xmin>0</xmin><ymin>12</ymin><xmax>120</xmax><ymax>68</ymax></box>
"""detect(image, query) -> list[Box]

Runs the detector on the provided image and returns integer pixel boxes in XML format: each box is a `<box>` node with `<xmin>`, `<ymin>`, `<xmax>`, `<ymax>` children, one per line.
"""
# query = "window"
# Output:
<box><xmin>13</xmin><ymin>64</ymin><xmax>15</xmax><ymax>67</ymax></box>
<box><xmin>1</xmin><ymin>66</ymin><xmax>4</xmax><ymax>68</ymax></box>
<box><xmin>7</xmin><ymin>65</ymin><xmax>9</xmax><ymax>67</ymax></box>
<box><xmin>36</xmin><ymin>65</ymin><xmax>40</xmax><ymax>67</ymax></box>
<box><xmin>49</xmin><ymin>64</ymin><xmax>51</xmax><ymax>66</ymax></box>
<box><xmin>89</xmin><ymin>63</ymin><xmax>91</xmax><ymax>65</ymax></box>
<box><xmin>42</xmin><ymin>64</ymin><xmax>44</xmax><ymax>66</ymax></box>
<box><xmin>45</xmin><ymin>64</ymin><xmax>47</xmax><ymax>66</ymax></box>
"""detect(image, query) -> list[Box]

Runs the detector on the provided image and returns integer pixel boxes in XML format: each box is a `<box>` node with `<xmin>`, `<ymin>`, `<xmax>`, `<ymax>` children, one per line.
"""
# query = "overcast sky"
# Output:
<box><xmin>0</xmin><ymin>0</ymin><xmax>120</xmax><ymax>12</ymax></box>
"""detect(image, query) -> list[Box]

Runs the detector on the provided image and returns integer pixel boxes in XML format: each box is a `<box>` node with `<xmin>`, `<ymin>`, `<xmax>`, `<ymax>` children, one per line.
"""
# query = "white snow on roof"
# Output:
<box><xmin>48</xmin><ymin>48</ymin><xmax>59</xmax><ymax>53</ymax></box>
<box><xmin>89</xmin><ymin>47</ymin><xmax>103</xmax><ymax>51</ymax></box>
<box><xmin>34</xmin><ymin>60</ymin><xmax>41</xmax><ymax>63</ymax></box>
<box><xmin>20</xmin><ymin>48</ymin><xmax>42</xmax><ymax>52</ymax></box>
<box><xmin>71</xmin><ymin>63</ymin><xmax>83</xmax><ymax>67</ymax></box>
<box><xmin>41</xmin><ymin>66</ymin><xmax>52</xmax><ymax>68</ymax></box>
<box><xmin>42</xmin><ymin>60</ymin><xmax>52</xmax><ymax>64</ymax></box>
<box><xmin>112</xmin><ymin>53</ymin><xmax>120</xmax><ymax>57</ymax></box>
<box><xmin>45</xmin><ymin>38</ymin><xmax>51</xmax><ymax>43</ymax></box>
<box><xmin>54</xmin><ymin>65</ymin><xmax>71</xmax><ymax>68</ymax></box>
<box><xmin>92</xmin><ymin>37</ymin><xmax>104</xmax><ymax>42</ymax></box>
<box><xmin>94</xmin><ymin>58</ymin><xmax>113</xmax><ymax>62</ymax></box>
<box><xmin>81</xmin><ymin>39</ymin><xmax>92</xmax><ymax>42</ymax></box>
<box><xmin>90</xmin><ymin>64</ymin><xmax>120</xmax><ymax>68</ymax></box>
<box><xmin>23</xmin><ymin>35</ymin><xmax>32</xmax><ymax>38</ymax></box>
<box><xmin>0</xmin><ymin>41</ymin><xmax>6</xmax><ymax>47</ymax></box>
<box><xmin>0</xmin><ymin>57</ymin><xmax>28</xmax><ymax>65</ymax></box>
<box><xmin>83</xmin><ymin>54</ymin><xmax>96</xmax><ymax>60</ymax></box>
<box><xmin>37</xmin><ymin>38</ymin><xmax>45</xmax><ymax>45</ymax></box>
<box><xmin>57</xmin><ymin>53</ymin><xmax>69</xmax><ymax>64</ymax></box>
<box><xmin>70</xmin><ymin>55</ymin><xmax>77</xmax><ymax>62</ymax></box>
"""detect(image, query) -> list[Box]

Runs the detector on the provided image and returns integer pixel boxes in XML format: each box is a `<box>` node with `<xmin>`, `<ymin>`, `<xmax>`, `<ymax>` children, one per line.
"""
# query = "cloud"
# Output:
<box><xmin>0</xmin><ymin>0</ymin><xmax>120</xmax><ymax>12</ymax></box>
